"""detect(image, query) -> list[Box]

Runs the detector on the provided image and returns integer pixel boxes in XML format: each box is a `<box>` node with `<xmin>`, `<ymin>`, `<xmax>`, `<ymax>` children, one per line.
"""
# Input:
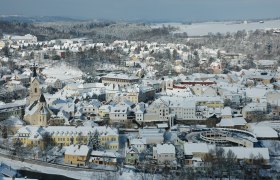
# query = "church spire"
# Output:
<box><xmin>39</xmin><ymin>93</ymin><xmax>46</xmax><ymax>103</ymax></box>
<box><xmin>32</xmin><ymin>63</ymin><xmax>37</xmax><ymax>77</ymax></box>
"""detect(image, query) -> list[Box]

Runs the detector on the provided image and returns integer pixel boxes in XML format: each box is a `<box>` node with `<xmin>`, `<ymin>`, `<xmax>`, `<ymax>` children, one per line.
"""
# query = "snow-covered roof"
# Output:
<box><xmin>110</xmin><ymin>106</ymin><xmax>128</xmax><ymax>113</ymax></box>
<box><xmin>0</xmin><ymin>116</ymin><xmax>25</xmax><ymax>126</ymax></box>
<box><xmin>244</xmin><ymin>87</ymin><xmax>268</xmax><ymax>99</ymax></box>
<box><xmin>130</xmin><ymin>138</ymin><xmax>147</xmax><ymax>145</ymax></box>
<box><xmin>249</xmin><ymin>125</ymin><xmax>278</xmax><ymax>138</ymax></box>
<box><xmin>184</xmin><ymin>143</ymin><xmax>215</xmax><ymax>156</ymax></box>
<box><xmin>17</xmin><ymin>125</ymin><xmax>118</xmax><ymax>137</ymax></box>
<box><xmin>65</xmin><ymin>144</ymin><xmax>90</xmax><ymax>156</ymax></box>
<box><xmin>90</xmin><ymin>150</ymin><xmax>118</xmax><ymax>158</ymax></box>
<box><xmin>154</xmin><ymin>143</ymin><xmax>175</xmax><ymax>154</ymax></box>
<box><xmin>217</xmin><ymin>117</ymin><xmax>247</xmax><ymax>127</ymax></box>
<box><xmin>222</xmin><ymin>147</ymin><xmax>269</xmax><ymax>160</ymax></box>
<box><xmin>0</xmin><ymin>101</ymin><xmax>26</xmax><ymax>111</ymax></box>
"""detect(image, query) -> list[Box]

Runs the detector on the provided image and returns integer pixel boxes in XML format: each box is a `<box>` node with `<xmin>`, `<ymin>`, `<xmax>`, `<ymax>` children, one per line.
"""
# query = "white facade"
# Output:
<box><xmin>109</xmin><ymin>106</ymin><xmax>129</xmax><ymax>123</ymax></box>
<box><xmin>144</xmin><ymin>99</ymin><xmax>170</xmax><ymax>122</ymax></box>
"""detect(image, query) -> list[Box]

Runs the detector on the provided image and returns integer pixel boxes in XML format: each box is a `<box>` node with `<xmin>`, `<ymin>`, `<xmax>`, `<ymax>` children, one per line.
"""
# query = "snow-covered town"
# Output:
<box><xmin>1</xmin><ymin>0</ymin><xmax>280</xmax><ymax>177</ymax></box>
<box><xmin>0</xmin><ymin>28</ymin><xmax>280</xmax><ymax>179</ymax></box>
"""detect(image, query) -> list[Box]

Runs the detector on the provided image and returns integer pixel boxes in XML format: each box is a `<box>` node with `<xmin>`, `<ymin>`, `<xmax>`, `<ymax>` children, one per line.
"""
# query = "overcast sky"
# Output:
<box><xmin>1</xmin><ymin>0</ymin><xmax>280</xmax><ymax>22</ymax></box>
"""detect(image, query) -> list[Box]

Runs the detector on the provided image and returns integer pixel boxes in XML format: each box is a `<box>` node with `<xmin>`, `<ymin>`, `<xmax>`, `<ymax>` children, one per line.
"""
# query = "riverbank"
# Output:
<box><xmin>0</xmin><ymin>156</ymin><xmax>115</xmax><ymax>180</ymax></box>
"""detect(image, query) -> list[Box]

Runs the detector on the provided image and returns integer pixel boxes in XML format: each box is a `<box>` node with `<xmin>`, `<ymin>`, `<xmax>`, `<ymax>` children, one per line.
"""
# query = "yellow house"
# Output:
<box><xmin>64</xmin><ymin>144</ymin><xmax>90</xmax><ymax>166</ymax></box>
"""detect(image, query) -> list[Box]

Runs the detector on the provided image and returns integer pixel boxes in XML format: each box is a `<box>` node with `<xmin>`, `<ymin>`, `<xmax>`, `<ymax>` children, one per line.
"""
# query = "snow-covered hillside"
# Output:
<box><xmin>152</xmin><ymin>19</ymin><xmax>280</xmax><ymax>36</ymax></box>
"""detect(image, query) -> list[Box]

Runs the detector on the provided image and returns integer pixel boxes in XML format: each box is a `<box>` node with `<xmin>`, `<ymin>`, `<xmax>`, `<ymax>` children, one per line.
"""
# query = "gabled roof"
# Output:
<box><xmin>222</xmin><ymin>147</ymin><xmax>269</xmax><ymax>160</ymax></box>
<box><xmin>217</xmin><ymin>117</ymin><xmax>247</xmax><ymax>127</ymax></box>
<box><xmin>184</xmin><ymin>142</ymin><xmax>215</xmax><ymax>156</ymax></box>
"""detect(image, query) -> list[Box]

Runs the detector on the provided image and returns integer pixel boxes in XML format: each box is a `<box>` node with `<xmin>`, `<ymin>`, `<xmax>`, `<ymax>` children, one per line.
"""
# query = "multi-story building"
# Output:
<box><xmin>15</xmin><ymin>126</ymin><xmax>119</xmax><ymax>150</ymax></box>
<box><xmin>144</xmin><ymin>99</ymin><xmax>170</xmax><ymax>123</ymax></box>
<box><xmin>81</xmin><ymin>99</ymin><xmax>101</xmax><ymax>117</ymax></box>
<box><xmin>109</xmin><ymin>106</ymin><xmax>129</xmax><ymax>124</ymax></box>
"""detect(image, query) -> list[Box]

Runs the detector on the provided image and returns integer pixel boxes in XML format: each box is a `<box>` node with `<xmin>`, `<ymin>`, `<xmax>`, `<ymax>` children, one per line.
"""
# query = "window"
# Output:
<box><xmin>35</xmin><ymin>88</ymin><xmax>37</xmax><ymax>93</ymax></box>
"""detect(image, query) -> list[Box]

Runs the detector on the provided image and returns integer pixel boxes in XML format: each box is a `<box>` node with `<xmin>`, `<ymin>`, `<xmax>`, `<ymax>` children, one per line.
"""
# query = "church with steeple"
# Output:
<box><xmin>24</xmin><ymin>64</ymin><xmax>53</xmax><ymax>126</ymax></box>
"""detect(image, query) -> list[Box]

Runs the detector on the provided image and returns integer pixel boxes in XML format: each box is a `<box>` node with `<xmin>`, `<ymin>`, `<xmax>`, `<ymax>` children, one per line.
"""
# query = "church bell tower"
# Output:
<box><xmin>29</xmin><ymin>64</ymin><xmax>41</xmax><ymax>104</ymax></box>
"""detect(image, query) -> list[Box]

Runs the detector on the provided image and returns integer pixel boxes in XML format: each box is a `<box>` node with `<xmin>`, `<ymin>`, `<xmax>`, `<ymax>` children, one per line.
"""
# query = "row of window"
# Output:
<box><xmin>158</xmin><ymin>154</ymin><xmax>174</xmax><ymax>157</ymax></box>
<box><xmin>111</xmin><ymin>114</ymin><xmax>126</xmax><ymax>117</ymax></box>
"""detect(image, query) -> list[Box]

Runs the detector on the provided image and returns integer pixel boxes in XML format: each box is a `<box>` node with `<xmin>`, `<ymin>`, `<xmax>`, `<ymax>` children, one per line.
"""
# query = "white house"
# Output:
<box><xmin>153</xmin><ymin>143</ymin><xmax>176</xmax><ymax>164</ymax></box>
<box><xmin>109</xmin><ymin>105</ymin><xmax>129</xmax><ymax>123</ymax></box>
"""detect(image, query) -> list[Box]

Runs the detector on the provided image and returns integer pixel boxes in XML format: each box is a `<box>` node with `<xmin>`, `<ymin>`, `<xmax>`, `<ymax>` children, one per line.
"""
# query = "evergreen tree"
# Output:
<box><xmin>92</xmin><ymin>130</ymin><xmax>101</xmax><ymax>150</ymax></box>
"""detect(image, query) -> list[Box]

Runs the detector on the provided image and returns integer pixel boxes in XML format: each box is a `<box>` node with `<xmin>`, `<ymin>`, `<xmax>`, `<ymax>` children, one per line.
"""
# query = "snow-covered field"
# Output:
<box><xmin>41</xmin><ymin>62</ymin><xmax>84</xmax><ymax>83</ymax></box>
<box><xmin>151</xmin><ymin>19</ymin><xmax>280</xmax><ymax>36</ymax></box>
